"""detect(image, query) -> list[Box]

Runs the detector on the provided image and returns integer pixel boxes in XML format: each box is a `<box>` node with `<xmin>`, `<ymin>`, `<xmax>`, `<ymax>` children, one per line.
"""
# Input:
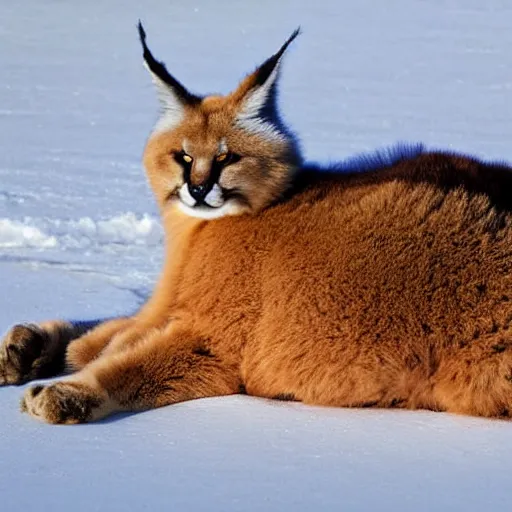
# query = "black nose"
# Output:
<box><xmin>189</xmin><ymin>183</ymin><xmax>208</xmax><ymax>202</ymax></box>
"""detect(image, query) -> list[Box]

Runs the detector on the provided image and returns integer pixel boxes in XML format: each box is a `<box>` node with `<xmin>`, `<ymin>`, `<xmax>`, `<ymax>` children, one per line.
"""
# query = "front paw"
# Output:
<box><xmin>21</xmin><ymin>381</ymin><xmax>105</xmax><ymax>424</ymax></box>
<box><xmin>0</xmin><ymin>324</ymin><xmax>49</xmax><ymax>385</ymax></box>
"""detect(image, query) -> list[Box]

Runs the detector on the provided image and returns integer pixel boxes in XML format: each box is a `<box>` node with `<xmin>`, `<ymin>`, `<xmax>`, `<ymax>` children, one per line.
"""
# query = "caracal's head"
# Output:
<box><xmin>138</xmin><ymin>22</ymin><xmax>302</xmax><ymax>220</ymax></box>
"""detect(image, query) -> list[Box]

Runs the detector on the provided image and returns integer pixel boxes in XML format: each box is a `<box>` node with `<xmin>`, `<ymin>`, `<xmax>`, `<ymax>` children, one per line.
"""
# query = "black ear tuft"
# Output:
<box><xmin>137</xmin><ymin>21</ymin><xmax>201</xmax><ymax>105</ymax></box>
<box><xmin>253</xmin><ymin>27</ymin><xmax>300</xmax><ymax>88</ymax></box>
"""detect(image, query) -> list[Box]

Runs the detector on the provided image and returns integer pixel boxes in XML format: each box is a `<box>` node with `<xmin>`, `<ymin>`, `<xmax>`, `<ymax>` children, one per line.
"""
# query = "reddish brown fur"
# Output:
<box><xmin>3</xmin><ymin>33</ymin><xmax>512</xmax><ymax>424</ymax></box>
<box><xmin>144</xmin><ymin>93</ymin><xmax>299</xmax><ymax>213</ymax></box>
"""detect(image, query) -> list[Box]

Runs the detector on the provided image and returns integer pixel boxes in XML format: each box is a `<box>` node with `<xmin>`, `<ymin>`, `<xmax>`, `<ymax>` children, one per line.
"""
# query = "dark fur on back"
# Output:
<box><xmin>293</xmin><ymin>144</ymin><xmax>512</xmax><ymax>214</ymax></box>
<box><xmin>303</xmin><ymin>142</ymin><xmax>426</xmax><ymax>176</ymax></box>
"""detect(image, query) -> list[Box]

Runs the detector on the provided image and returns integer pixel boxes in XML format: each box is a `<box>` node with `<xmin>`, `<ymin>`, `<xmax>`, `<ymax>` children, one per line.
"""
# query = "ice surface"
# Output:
<box><xmin>2</xmin><ymin>0</ymin><xmax>512</xmax><ymax>510</ymax></box>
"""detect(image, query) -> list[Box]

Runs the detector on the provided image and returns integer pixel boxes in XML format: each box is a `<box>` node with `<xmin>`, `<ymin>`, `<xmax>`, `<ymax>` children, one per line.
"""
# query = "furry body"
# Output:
<box><xmin>2</xmin><ymin>27</ymin><xmax>512</xmax><ymax>423</ymax></box>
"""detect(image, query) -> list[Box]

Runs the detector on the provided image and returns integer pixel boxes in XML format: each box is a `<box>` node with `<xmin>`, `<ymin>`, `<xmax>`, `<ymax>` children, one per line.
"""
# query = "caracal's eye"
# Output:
<box><xmin>215</xmin><ymin>152</ymin><xmax>241</xmax><ymax>165</ymax></box>
<box><xmin>173</xmin><ymin>151</ymin><xmax>194</xmax><ymax>167</ymax></box>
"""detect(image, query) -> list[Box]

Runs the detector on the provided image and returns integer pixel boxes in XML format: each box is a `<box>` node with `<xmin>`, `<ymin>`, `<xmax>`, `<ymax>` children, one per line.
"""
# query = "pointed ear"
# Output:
<box><xmin>138</xmin><ymin>22</ymin><xmax>201</xmax><ymax>121</ymax></box>
<box><xmin>232</xmin><ymin>28</ymin><xmax>300</xmax><ymax>134</ymax></box>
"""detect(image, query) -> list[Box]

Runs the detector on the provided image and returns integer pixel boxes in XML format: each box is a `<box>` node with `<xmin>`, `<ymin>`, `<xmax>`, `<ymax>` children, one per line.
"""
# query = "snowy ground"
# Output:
<box><xmin>1</xmin><ymin>1</ymin><xmax>512</xmax><ymax>510</ymax></box>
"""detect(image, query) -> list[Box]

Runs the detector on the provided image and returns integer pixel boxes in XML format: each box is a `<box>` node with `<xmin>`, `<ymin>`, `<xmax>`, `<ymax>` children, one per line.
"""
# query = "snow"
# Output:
<box><xmin>2</xmin><ymin>398</ymin><xmax>511</xmax><ymax>512</ymax></box>
<box><xmin>0</xmin><ymin>213</ymin><xmax>162</xmax><ymax>249</ymax></box>
<box><xmin>1</xmin><ymin>0</ymin><xmax>512</xmax><ymax>510</ymax></box>
<box><xmin>0</xmin><ymin>218</ymin><xmax>58</xmax><ymax>248</ymax></box>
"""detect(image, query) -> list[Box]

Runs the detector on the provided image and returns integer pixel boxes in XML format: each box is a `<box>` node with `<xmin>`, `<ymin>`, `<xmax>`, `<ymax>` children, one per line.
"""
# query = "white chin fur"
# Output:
<box><xmin>177</xmin><ymin>200</ymin><xmax>244</xmax><ymax>220</ymax></box>
<box><xmin>204</xmin><ymin>184</ymin><xmax>224</xmax><ymax>208</ymax></box>
<box><xmin>179</xmin><ymin>184</ymin><xmax>196</xmax><ymax>207</ymax></box>
<box><xmin>179</xmin><ymin>183</ymin><xmax>223</xmax><ymax>208</ymax></box>
<box><xmin>177</xmin><ymin>183</ymin><xmax>242</xmax><ymax>219</ymax></box>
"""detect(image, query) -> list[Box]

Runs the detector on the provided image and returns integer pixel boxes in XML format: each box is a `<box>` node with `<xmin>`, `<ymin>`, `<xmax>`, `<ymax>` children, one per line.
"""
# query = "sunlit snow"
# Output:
<box><xmin>2</xmin><ymin>1</ymin><xmax>512</xmax><ymax>511</ymax></box>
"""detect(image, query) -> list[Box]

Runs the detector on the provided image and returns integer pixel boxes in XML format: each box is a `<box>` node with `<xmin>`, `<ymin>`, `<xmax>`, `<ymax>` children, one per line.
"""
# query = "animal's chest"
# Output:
<box><xmin>171</xmin><ymin>220</ymin><xmax>263</xmax><ymax>336</ymax></box>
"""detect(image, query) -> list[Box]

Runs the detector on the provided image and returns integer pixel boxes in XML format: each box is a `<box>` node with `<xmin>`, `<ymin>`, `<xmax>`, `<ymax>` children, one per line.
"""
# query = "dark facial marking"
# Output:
<box><xmin>176</xmin><ymin>151</ymin><xmax>243</xmax><ymax>206</ymax></box>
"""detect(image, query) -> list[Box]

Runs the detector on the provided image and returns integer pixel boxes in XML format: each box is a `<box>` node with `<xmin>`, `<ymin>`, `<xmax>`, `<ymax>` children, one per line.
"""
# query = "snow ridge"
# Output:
<box><xmin>0</xmin><ymin>213</ymin><xmax>163</xmax><ymax>250</ymax></box>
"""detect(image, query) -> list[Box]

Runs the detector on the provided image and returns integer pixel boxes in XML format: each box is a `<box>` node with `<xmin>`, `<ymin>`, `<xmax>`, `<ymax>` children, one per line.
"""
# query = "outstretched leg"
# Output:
<box><xmin>65</xmin><ymin>317</ymin><xmax>136</xmax><ymax>370</ymax></box>
<box><xmin>2</xmin><ymin>252</ymin><xmax>181</xmax><ymax>387</ymax></box>
<box><xmin>0</xmin><ymin>321</ymin><xmax>93</xmax><ymax>385</ymax></box>
<box><xmin>0</xmin><ymin>318</ymin><xmax>130</xmax><ymax>385</ymax></box>
<box><xmin>21</xmin><ymin>323</ymin><xmax>241</xmax><ymax>424</ymax></box>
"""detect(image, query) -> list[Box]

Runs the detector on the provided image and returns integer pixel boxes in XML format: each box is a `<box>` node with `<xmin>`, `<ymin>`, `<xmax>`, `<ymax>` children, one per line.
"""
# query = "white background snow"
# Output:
<box><xmin>1</xmin><ymin>0</ymin><xmax>512</xmax><ymax>510</ymax></box>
